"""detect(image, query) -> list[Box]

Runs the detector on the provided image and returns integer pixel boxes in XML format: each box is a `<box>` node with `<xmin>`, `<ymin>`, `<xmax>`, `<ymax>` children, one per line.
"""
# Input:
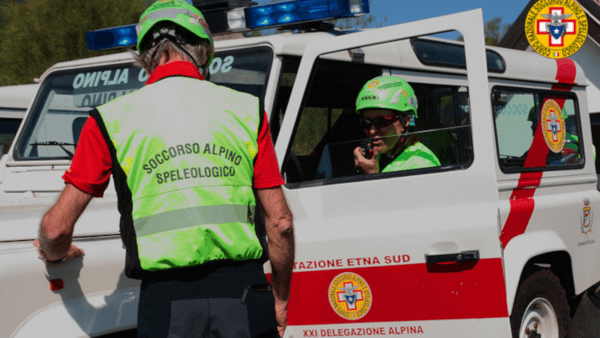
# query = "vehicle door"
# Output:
<box><xmin>274</xmin><ymin>9</ymin><xmax>511</xmax><ymax>337</ymax></box>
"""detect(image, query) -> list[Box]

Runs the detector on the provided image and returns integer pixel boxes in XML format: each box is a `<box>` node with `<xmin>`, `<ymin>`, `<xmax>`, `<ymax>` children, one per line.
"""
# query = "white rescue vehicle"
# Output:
<box><xmin>1</xmin><ymin>1</ymin><xmax>599</xmax><ymax>337</ymax></box>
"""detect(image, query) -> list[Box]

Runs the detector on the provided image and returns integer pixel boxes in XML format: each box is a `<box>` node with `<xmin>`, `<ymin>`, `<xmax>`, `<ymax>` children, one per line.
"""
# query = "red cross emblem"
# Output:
<box><xmin>536</xmin><ymin>7</ymin><xmax>577</xmax><ymax>47</ymax></box>
<box><xmin>545</xmin><ymin>110</ymin><xmax>562</xmax><ymax>142</ymax></box>
<box><xmin>336</xmin><ymin>282</ymin><xmax>364</xmax><ymax>311</ymax></box>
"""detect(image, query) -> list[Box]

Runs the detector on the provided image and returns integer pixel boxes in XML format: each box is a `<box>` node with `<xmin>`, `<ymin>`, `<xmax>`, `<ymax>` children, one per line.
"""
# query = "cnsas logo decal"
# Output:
<box><xmin>525</xmin><ymin>0</ymin><xmax>588</xmax><ymax>59</ymax></box>
<box><xmin>541</xmin><ymin>99</ymin><xmax>566</xmax><ymax>153</ymax></box>
<box><xmin>367</xmin><ymin>80</ymin><xmax>379</xmax><ymax>89</ymax></box>
<box><xmin>329</xmin><ymin>272</ymin><xmax>372</xmax><ymax>320</ymax></box>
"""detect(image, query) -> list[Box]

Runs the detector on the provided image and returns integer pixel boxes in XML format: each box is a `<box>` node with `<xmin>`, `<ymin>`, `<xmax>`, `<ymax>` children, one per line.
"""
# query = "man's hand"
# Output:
<box><xmin>34</xmin><ymin>239</ymin><xmax>84</xmax><ymax>265</ymax></box>
<box><xmin>275</xmin><ymin>299</ymin><xmax>288</xmax><ymax>337</ymax></box>
<box><xmin>354</xmin><ymin>146</ymin><xmax>379</xmax><ymax>174</ymax></box>
<box><xmin>38</xmin><ymin>184</ymin><xmax>93</xmax><ymax>264</ymax></box>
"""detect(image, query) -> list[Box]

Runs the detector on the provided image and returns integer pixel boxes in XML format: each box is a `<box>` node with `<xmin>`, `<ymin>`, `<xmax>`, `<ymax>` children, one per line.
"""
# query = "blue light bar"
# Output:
<box><xmin>246</xmin><ymin>0</ymin><xmax>369</xmax><ymax>29</ymax></box>
<box><xmin>86</xmin><ymin>24</ymin><xmax>138</xmax><ymax>51</ymax></box>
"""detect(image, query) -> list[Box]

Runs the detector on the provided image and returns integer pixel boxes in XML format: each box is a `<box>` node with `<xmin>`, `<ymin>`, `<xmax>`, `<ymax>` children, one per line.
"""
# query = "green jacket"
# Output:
<box><xmin>93</xmin><ymin>76</ymin><xmax>264</xmax><ymax>279</ymax></box>
<box><xmin>380</xmin><ymin>142</ymin><xmax>441</xmax><ymax>172</ymax></box>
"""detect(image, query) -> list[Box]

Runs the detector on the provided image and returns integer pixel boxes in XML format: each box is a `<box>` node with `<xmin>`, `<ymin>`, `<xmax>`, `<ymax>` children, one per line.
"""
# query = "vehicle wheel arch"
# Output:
<box><xmin>503</xmin><ymin>231</ymin><xmax>574</xmax><ymax>314</ymax></box>
<box><xmin>516</xmin><ymin>251</ymin><xmax>575</xmax><ymax>303</ymax></box>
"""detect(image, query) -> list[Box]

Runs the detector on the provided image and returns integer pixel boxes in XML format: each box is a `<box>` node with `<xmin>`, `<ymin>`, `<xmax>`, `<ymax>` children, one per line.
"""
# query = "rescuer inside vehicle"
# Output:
<box><xmin>353</xmin><ymin>76</ymin><xmax>440</xmax><ymax>173</ymax></box>
<box><xmin>34</xmin><ymin>1</ymin><xmax>294</xmax><ymax>337</ymax></box>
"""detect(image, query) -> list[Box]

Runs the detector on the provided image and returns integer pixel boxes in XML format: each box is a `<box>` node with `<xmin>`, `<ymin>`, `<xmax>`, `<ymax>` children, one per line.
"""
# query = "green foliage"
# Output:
<box><xmin>456</xmin><ymin>15</ymin><xmax>511</xmax><ymax>46</ymax></box>
<box><xmin>292</xmin><ymin>107</ymin><xmax>343</xmax><ymax>155</ymax></box>
<box><xmin>0</xmin><ymin>0</ymin><xmax>26</xmax><ymax>32</ymax></box>
<box><xmin>0</xmin><ymin>0</ymin><xmax>153</xmax><ymax>85</ymax></box>
<box><xmin>484</xmin><ymin>16</ymin><xmax>511</xmax><ymax>46</ymax></box>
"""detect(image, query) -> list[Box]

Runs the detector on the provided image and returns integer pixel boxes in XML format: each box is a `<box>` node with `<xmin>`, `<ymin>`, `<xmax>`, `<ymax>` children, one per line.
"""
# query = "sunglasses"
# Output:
<box><xmin>360</xmin><ymin>115</ymin><xmax>398</xmax><ymax>130</ymax></box>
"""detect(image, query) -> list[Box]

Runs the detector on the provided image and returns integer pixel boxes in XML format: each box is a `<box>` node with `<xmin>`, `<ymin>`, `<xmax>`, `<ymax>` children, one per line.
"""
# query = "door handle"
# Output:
<box><xmin>425</xmin><ymin>250</ymin><xmax>479</xmax><ymax>264</ymax></box>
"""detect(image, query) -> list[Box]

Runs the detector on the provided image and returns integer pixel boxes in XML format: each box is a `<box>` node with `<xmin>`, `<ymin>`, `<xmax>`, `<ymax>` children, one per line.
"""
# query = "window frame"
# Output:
<box><xmin>410</xmin><ymin>38</ymin><xmax>506</xmax><ymax>74</ymax></box>
<box><xmin>13</xmin><ymin>61</ymin><xmax>140</xmax><ymax>162</ymax></box>
<box><xmin>491</xmin><ymin>85</ymin><xmax>585</xmax><ymax>174</ymax></box>
<box><xmin>282</xmin><ymin>60</ymin><xmax>475</xmax><ymax>190</ymax></box>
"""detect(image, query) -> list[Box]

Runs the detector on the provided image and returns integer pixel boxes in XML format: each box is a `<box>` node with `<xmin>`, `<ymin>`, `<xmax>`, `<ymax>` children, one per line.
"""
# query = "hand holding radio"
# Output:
<box><xmin>354</xmin><ymin>140</ymin><xmax>378</xmax><ymax>174</ymax></box>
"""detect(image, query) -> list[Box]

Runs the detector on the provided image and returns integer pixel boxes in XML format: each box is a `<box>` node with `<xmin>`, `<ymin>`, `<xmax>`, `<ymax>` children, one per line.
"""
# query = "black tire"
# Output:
<box><xmin>510</xmin><ymin>269</ymin><xmax>571</xmax><ymax>338</ymax></box>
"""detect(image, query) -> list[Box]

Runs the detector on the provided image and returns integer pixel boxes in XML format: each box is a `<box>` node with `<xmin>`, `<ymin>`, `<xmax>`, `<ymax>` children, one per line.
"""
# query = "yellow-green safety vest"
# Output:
<box><xmin>93</xmin><ymin>76</ymin><xmax>264</xmax><ymax>278</ymax></box>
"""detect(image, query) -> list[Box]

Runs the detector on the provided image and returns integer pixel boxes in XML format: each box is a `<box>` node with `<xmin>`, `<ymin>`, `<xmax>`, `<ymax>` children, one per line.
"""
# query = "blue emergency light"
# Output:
<box><xmin>85</xmin><ymin>24</ymin><xmax>138</xmax><ymax>50</ymax></box>
<box><xmin>246</xmin><ymin>0</ymin><xmax>369</xmax><ymax>29</ymax></box>
<box><xmin>85</xmin><ymin>0</ymin><xmax>368</xmax><ymax>50</ymax></box>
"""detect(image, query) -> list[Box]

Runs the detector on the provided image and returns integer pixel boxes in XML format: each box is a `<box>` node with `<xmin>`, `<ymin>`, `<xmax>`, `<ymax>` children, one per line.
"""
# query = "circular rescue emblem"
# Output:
<box><xmin>541</xmin><ymin>99</ymin><xmax>566</xmax><ymax>153</ymax></box>
<box><xmin>524</xmin><ymin>0</ymin><xmax>588</xmax><ymax>59</ymax></box>
<box><xmin>328</xmin><ymin>272</ymin><xmax>372</xmax><ymax>320</ymax></box>
<box><xmin>367</xmin><ymin>80</ymin><xmax>379</xmax><ymax>89</ymax></box>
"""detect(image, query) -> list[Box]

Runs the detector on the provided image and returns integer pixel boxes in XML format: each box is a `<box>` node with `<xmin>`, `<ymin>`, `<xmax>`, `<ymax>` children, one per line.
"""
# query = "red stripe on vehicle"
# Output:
<box><xmin>499</xmin><ymin>58</ymin><xmax>576</xmax><ymax>248</ymax></box>
<box><xmin>555</xmin><ymin>58</ymin><xmax>576</xmax><ymax>85</ymax></box>
<box><xmin>286</xmin><ymin>258</ymin><xmax>508</xmax><ymax>325</ymax></box>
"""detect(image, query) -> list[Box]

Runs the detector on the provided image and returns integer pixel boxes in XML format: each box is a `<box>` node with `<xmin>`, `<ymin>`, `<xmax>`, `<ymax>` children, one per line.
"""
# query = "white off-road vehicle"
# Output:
<box><xmin>2</xmin><ymin>1</ymin><xmax>599</xmax><ymax>337</ymax></box>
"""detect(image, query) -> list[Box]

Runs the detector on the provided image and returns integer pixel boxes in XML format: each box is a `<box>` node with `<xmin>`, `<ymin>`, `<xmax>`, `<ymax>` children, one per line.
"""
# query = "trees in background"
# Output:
<box><xmin>0</xmin><ymin>0</ymin><xmax>152</xmax><ymax>85</ymax></box>
<box><xmin>483</xmin><ymin>16</ymin><xmax>512</xmax><ymax>46</ymax></box>
<box><xmin>0</xmin><ymin>0</ymin><xmax>511</xmax><ymax>85</ymax></box>
<box><xmin>457</xmin><ymin>15</ymin><xmax>511</xmax><ymax>46</ymax></box>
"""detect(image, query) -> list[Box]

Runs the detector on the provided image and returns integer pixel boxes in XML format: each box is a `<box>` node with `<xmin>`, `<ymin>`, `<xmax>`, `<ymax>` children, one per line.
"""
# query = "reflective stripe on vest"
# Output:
<box><xmin>134</xmin><ymin>204</ymin><xmax>255</xmax><ymax>237</ymax></box>
<box><xmin>97</xmin><ymin>77</ymin><xmax>263</xmax><ymax>272</ymax></box>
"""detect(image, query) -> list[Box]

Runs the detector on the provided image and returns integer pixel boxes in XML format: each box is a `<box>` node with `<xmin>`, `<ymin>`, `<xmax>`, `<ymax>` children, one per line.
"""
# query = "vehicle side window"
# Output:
<box><xmin>0</xmin><ymin>118</ymin><xmax>22</xmax><ymax>155</ymax></box>
<box><xmin>493</xmin><ymin>88</ymin><xmax>583</xmax><ymax>171</ymax></box>
<box><xmin>282</xmin><ymin>59</ymin><xmax>474</xmax><ymax>186</ymax></box>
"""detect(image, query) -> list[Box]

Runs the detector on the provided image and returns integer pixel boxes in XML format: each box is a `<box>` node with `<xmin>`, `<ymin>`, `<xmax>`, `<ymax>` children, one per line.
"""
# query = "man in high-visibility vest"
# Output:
<box><xmin>34</xmin><ymin>1</ymin><xmax>294</xmax><ymax>337</ymax></box>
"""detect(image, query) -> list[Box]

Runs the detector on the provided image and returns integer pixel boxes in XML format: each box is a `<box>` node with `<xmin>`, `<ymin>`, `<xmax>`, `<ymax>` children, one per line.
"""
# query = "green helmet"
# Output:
<box><xmin>136</xmin><ymin>0</ymin><xmax>213</xmax><ymax>64</ymax></box>
<box><xmin>356</xmin><ymin>76</ymin><xmax>418</xmax><ymax>119</ymax></box>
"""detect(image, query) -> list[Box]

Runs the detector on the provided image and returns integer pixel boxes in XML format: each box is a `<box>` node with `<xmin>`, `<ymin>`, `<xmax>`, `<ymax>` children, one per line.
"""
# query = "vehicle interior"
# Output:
<box><xmin>276</xmin><ymin>57</ymin><xmax>475</xmax><ymax>186</ymax></box>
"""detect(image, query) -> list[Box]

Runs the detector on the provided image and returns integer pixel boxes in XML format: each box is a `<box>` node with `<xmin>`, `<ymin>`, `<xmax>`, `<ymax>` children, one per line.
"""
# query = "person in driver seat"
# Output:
<box><xmin>353</xmin><ymin>76</ymin><xmax>440</xmax><ymax>174</ymax></box>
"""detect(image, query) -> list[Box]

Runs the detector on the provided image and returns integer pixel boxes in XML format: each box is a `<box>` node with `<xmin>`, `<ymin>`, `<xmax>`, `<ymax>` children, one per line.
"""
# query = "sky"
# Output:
<box><xmin>366</xmin><ymin>0</ymin><xmax>527</xmax><ymax>27</ymax></box>
<box><xmin>254</xmin><ymin>0</ymin><xmax>531</xmax><ymax>40</ymax></box>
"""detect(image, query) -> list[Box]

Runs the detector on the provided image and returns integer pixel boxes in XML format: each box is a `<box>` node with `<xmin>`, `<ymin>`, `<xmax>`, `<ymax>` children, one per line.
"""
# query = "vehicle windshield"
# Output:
<box><xmin>15</xmin><ymin>47</ymin><xmax>273</xmax><ymax>160</ymax></box>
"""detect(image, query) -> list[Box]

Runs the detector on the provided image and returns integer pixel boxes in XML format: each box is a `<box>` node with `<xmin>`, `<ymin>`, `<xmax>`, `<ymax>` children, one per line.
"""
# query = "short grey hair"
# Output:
<box><xmin>134</xmin><ymin>38</ymin><xmax>212</xmax><ymax>76</ymax></box>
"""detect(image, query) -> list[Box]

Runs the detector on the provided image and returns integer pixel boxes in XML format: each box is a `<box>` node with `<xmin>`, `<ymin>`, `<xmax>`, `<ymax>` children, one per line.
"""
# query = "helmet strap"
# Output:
<box><xmin>379</xmin><ymin>112</ymin><xmax>410</xmax><ymax>167</ymax></box>
<box><xmin>398</xmin><ymin>112</ymin><xmax>412</xmax><ymax>131</ymax></box>
<box><xmin>396</xmin><ymin>112</ymin><xmax>409</xmax><ymax>141</ymax></box>
<box><xmin>150</xmin><ymin>27</ymin><xmax>203</xmax><ymax>72</ymax></box>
